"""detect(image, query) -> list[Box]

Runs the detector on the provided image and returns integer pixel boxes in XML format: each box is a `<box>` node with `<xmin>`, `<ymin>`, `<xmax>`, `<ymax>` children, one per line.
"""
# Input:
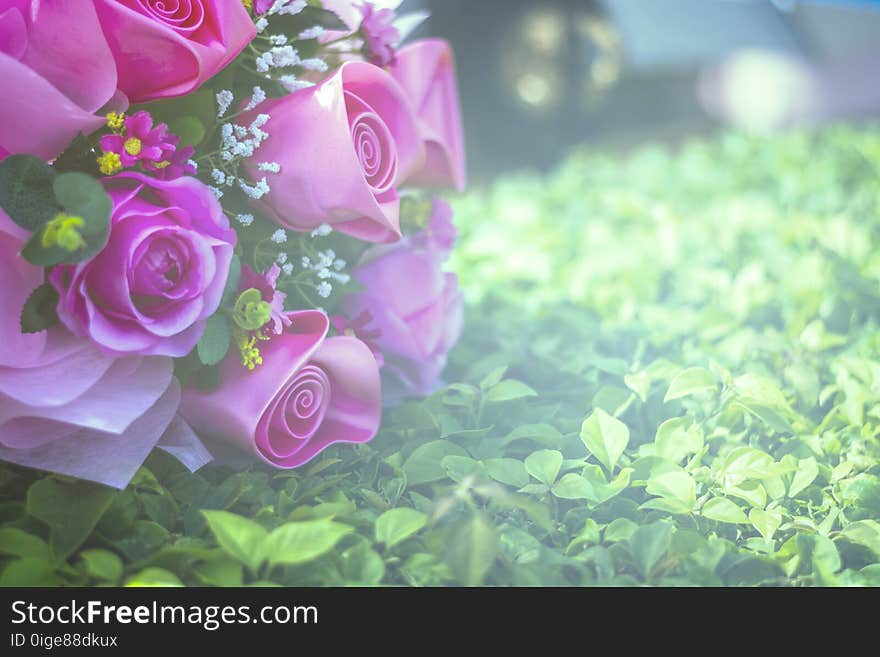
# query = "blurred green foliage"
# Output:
<box><xmin>2</xmin><ymin>127</ymin><xmax>880</xmax><ymax>586</ymax></box>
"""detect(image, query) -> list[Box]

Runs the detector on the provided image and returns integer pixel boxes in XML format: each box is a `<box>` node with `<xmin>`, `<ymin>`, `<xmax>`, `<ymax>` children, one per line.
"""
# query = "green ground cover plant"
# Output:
<box><xmin>2</xmin><ymin>127</ymin><xmax>879</xmax><ymax>586</ymax></box>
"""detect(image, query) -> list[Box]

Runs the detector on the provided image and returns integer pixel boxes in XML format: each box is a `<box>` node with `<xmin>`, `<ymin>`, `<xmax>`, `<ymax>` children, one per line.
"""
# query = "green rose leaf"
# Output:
<box><xmin>20</xmin><ymin>282</ymin><xmax>59</xmax><ymax>334</ymax></box>
<box><xmin>197</xmin><ymin>314</ymin><xmax>232</xmax><ymax>366</ymax></box>
<box><xmin>0</xmin><ymin>154</ymin><xmax>58</xmax><ymax>231</ymax></box>
<box><xmin>168</xmin><ymin>115</ymin><xmax>206</xmax><ymax>147</ymax></box>
<box><xmin>220</xmin><ymin>254</ymin><xmax>242</xmax><ymax>307</ymax></box>
<box><xmin>21</xmin><ymin>172</ymin><xmax>111</xmax><ymax>266</ymax></box>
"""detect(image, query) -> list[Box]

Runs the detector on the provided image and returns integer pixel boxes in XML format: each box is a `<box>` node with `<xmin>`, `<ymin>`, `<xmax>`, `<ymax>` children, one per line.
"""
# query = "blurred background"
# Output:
<box><xmin>404</xmin><ymin>0</ymin><xmax>880</xmax><ymax>184</ymax></box>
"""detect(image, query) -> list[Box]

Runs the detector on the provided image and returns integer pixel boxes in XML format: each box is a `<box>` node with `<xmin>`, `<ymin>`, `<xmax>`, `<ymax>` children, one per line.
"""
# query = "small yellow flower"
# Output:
<box><xmin>41</xmin><ymin>213</ymin><xmax>86</xmax><ymax>252</ymax></box>
<box><xmin>237</xmin><ymin>334</ymin><xmax>263</xmax><ymax>370</ymax></box>
<box><xmin>123</xmin><ymin>137</ymin><xmax>142</xmax><ymax>156</ymax></box>
<box><xmin>96</xmin><ymin>151</ymin><xmax>122</xmax><ymax>176</ymax></box>
<box><xmin>106</xmin><ymin>112</ymin><xmax>125</xmax><ymax>132</ymax></box>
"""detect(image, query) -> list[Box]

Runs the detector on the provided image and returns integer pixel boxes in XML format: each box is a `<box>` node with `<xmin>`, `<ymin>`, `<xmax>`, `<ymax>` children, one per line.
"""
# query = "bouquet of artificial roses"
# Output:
<box><xmin>0</xmin><ymin>0</ymin><xmax>465</xmax><ymax>488</ymax></box>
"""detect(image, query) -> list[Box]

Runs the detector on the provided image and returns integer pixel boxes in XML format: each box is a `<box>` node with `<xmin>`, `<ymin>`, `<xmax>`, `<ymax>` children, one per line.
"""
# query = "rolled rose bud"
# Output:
<box><xmin>93</xmin><ymin>0</ymin><xmax>255</xmax><ymax>102</ymax></box>
<box><xmin>242</xmin><ymin>61</ymin><xmax>424</xmax><ymax>243</ymax></box>
<box><xmin>391</xmin><ymin>39</ymin><xmax>467</xmax><ymax>192</ymax></box>
<box><xmin>341</xmin><ymin>199</ymin><xmax>464</xmax><ymax>398</ymax></box>
<box><xmin>0</xmin><ymin>211</ymin><xmax>207</xmax><ymax>489</ymax></box>
<box><xmin>0</xmin><ymin>0</ymin><xmax>117</xmax><ymax>159</ymax></box>
<box><xmin>181</xmin><ymin>311</ymin><xmax>382</xmax><ymax>468</ymax></box>
<box><xmin>50</xmin><ymin>172</ymin><xmax>237</xmax><ymax>357</ymax></box>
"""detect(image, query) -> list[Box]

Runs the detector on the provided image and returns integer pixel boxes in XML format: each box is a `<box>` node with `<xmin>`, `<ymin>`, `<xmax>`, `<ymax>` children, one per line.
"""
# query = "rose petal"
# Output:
<box><xmin>0</xmin><ymin>379</ymin><xmax>181</xmax><ymax>489</ymax></box>
<box><xmin>0</xmin><ymin>52</ymin><xmax>106</xmax><ymax>159</ymax></box>
<box><xmin>0</xmin><ymin>356</ymin><xmax>172</xmax><ymax>439</ymax></box>
<box><xmin>392</xmin><ymin>39</ymin><xmax>467</xmax><ymax>191</ymax></box>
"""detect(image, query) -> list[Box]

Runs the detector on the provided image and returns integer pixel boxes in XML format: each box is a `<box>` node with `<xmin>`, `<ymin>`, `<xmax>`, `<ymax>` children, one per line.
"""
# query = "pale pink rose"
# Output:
<box><xmin>93</xmin><ymin>0</ymin><xmax>256</xmax><ymax>102</ymax></box>
<box><xmin>0</xmin><ymin>211</ymin><xmax>210</xmax><ymax>489</ymax></box>
<box><xmin>0</xmin><ymin>0</ymin><xmax>117</xmax><ymax>159</ymax></box>
<box><xmin>243</xmin><ymin>61</ymin><xmax>423</xmax><ymax>243</ymax></box>
<box><xmin>340</xmin><ymin>199</ymin><xmax>463</xmax><ymax>398</ymax></box>
<box><xmin>181</xmin><ymin>311</ymin><xmax>382</xmax><ymax>468</ymax></box>
<box><xmin>51</xmin><ymin>173</ymin><xmax>237</xmax><ymax>357</ymax></box>
<box><xmin>392</xmin><ymin>39</ymin><xmax>467</xmax><ymax>192</ymax></box>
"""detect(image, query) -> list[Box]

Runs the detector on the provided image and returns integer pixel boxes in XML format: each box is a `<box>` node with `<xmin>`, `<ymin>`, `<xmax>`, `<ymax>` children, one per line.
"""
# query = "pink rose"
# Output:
<box><xmin>181</xmin><ymin>310</ymin><xmax>381</xmax><ymax>469</ymax></box>
<box><xmin>93</xmin><ymin>0</ymin><xmax>256</xmax><ymax>103</ymax></box>
<box><xmin>243</xmin><ymin>61</ymin><xmax>423</xmax><ymax>243</ymax></box>
<box><xmin>0</xmin><ymin>0</ymin><xmax>117</xmax><ymax>159</ymax></box>
<box><xmin>341</xmin><ymin>199</ymin><xmax>463</xmax><ymax>397</ymax></box>
<box><xmin>0</xmin><ymin>211</ymin><xmax>210</xmax><ymax>489</ymax></box>
<box><xmin>392</xmin><ymin>39</ymin><xmax>467</xmax><ymax>192</ymax></box>
<box><xmin>51</xmin><ymin>172</ymin><xmax>237</xmax><ymax>357</ymax></box>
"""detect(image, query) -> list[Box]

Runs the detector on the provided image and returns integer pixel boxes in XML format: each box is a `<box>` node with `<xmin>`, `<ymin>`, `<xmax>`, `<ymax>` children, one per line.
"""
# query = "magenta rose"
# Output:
<box><xmin>0</xmin><ymin>0</ymin><xmax>117</xmax><ymax>159</ymax></box>
<box><xmin>0</xmin><ymin>211</ymin><xmax>212</xmax><ymax>489</ymax></box>
<box><xmin>93</xmin><ymin>0</ymin><xmax>256</xmax><ymax>103</ymax></box>
<box><xmin>341</xmin><ymin>199</ymin><xmax>463</xmax><ymax>397</ymax></box>
<box><xmin>391</xmin><ymin>39</ymin><xmax>467</xmax><ymax>192</ymax></box>
<box><xmin>243</xmin><ymin>61</ymin><xmax>424</xmax><ymax>243</ymax></box>
<box><xmin>181</xmin><ymin>310</ymin><xmax>382</xmax><ymax>469</ymax></box>
<box><xmin>50</xmin><ymin>172</ymin><xmax>237</xmax><ymax>357</ymax></box>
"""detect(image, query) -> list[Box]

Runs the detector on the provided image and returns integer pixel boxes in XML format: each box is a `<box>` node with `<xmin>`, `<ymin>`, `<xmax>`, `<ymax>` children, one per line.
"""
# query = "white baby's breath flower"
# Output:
<box><xmin>280</xmin><ymin>76</ymin><xmax>314</xmax><ymax>92</ymax></box>
<box><xmin>215</xmin><ymin>90</ymin><xmax>234</xmax><ymax>117</ymax></box>
<box><xmin>317</xmin><ymin>282</ymin><xmax>332</xmax><ymax>298</ymax></box>
<box><xmin>298</xmin><ymin>58</ymin><xmax>328</xmax><ymax>73</ymax></box>
<box><xmin>298</xmin><ymin>26</ymin><xmax>325</xmax><ymax>40</ymax></box>
<box><xmin>310</xmin><ymin>223</ymin><xmax>332</xmax><ymax>238</ymax></box>
<box><xmin>244</xmin><ymin>86</ymin><xmax>267</xmax><ymax>111</ymax></box>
